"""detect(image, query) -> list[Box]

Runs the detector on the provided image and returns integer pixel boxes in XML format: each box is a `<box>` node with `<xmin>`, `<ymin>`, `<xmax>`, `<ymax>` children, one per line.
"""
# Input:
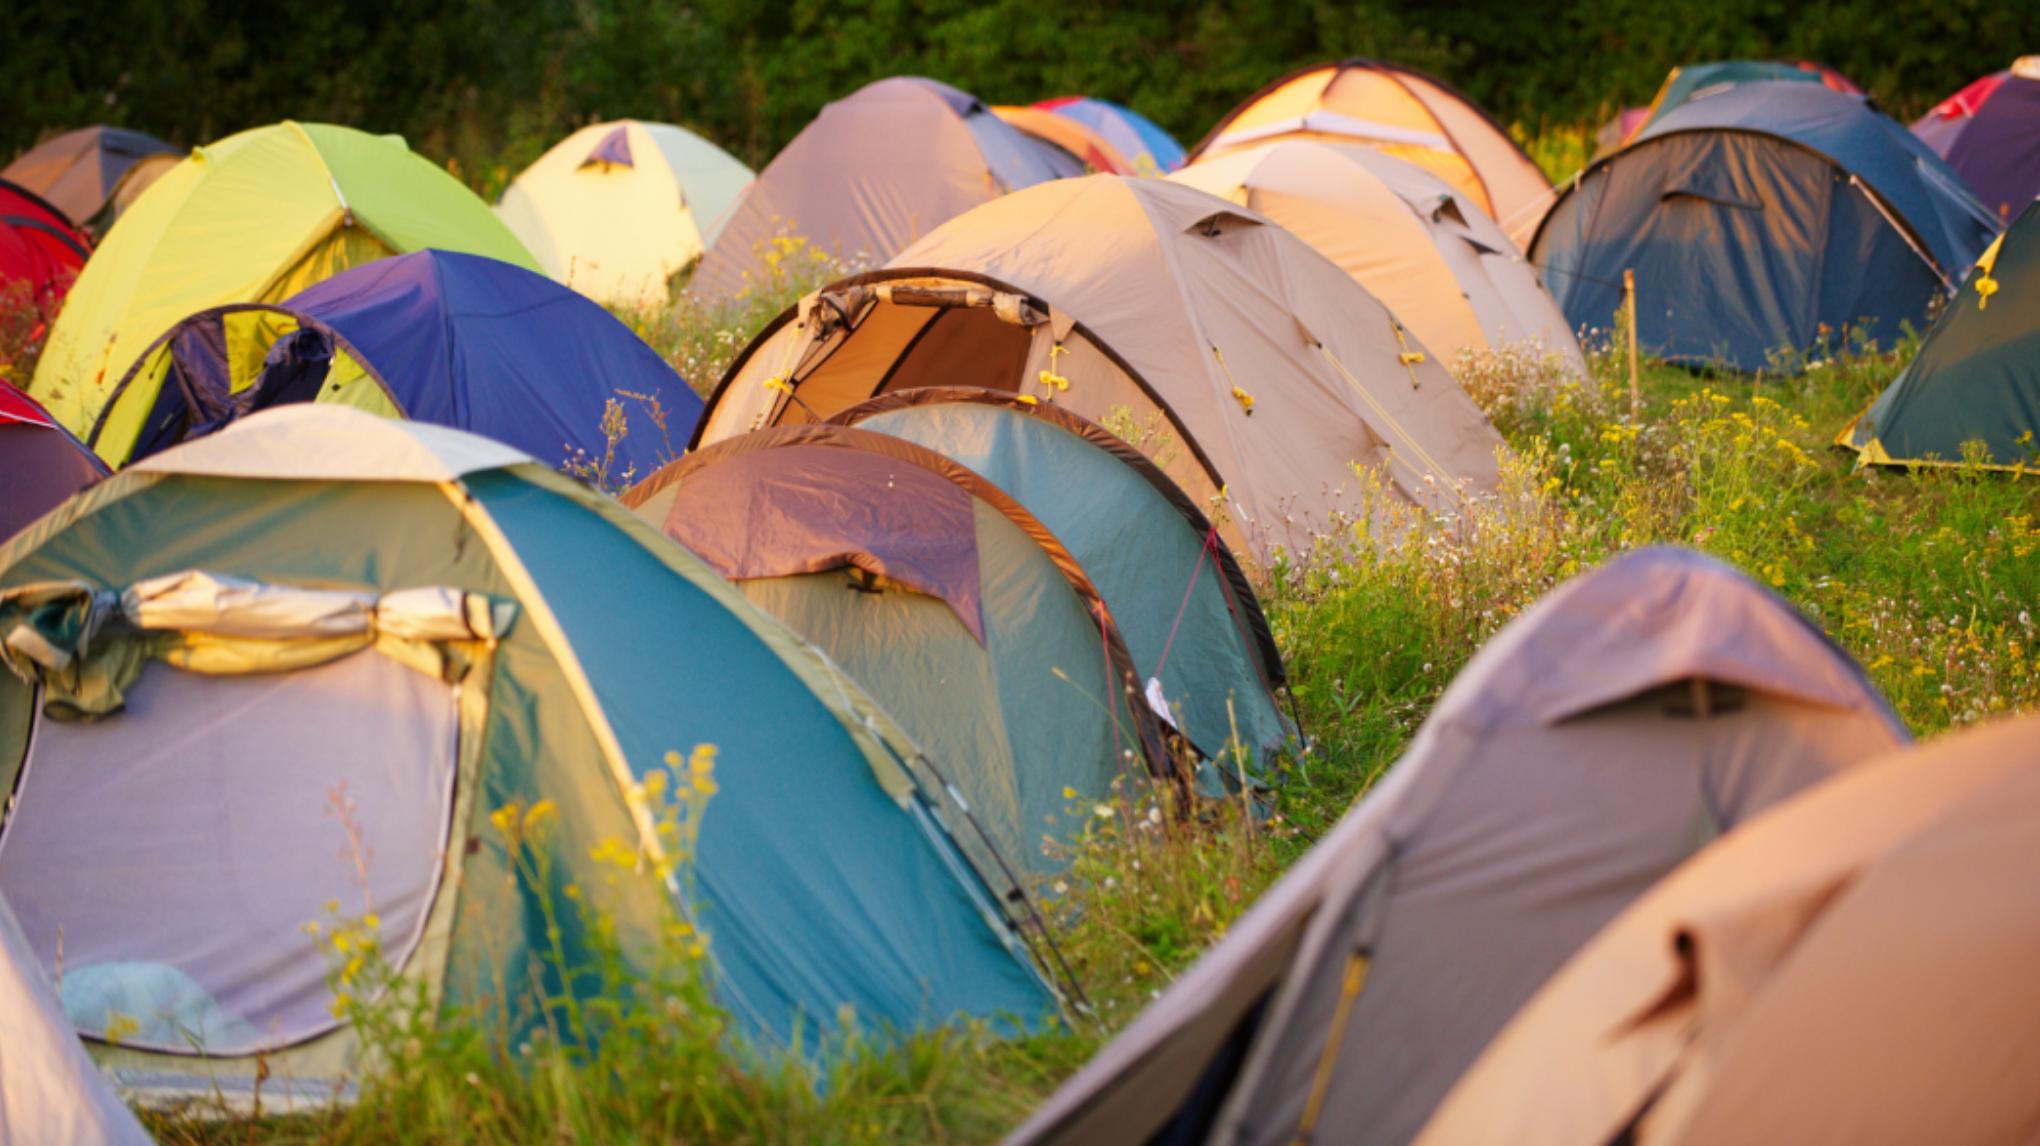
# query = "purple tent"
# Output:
<box><xmin>1914</xmin><ymin>64</ymin><xmax>2040</xmax><ymax>220</ymax></box>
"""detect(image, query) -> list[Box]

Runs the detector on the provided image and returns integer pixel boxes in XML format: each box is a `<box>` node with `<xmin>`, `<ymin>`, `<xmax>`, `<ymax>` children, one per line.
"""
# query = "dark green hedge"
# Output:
<box><xmin>7</xmin><ymin>0</ymin><xmax>2034</xmax><ymax>190</ymax></box>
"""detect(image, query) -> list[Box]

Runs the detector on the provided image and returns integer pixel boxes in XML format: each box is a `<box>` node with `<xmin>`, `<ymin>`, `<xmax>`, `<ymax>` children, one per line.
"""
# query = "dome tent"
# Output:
<box><xmin>496</xmin><ymin>120</ymin><xmax>755</xmax><ymax>308</ymax></box>
<box><xmin>1625</xmin><ymin>59</ymin><xmax>1862</xmax><ymax>147</ymax></box>
<box><xmin>28</xmin><ymin>121</ymin><xmax>539</xmax><ymax>442</ymax></box>
<box><xmin>992</xmin><ymin>105</ymin><xmax>1134</xmax><ymax>174</ymax></box>
<box><xmin>1913</xmin><ymin>57</ymin><xmax>2040</xmax><ymax>221</ymax></box>
<box><xmin>623</xmin><ymin>423</ymin><xmax>1170</xmax><ymax>872</ymax></box>
<box><xmin>2</xmin><ymin>125</ymin><xmax>178</xmax><ymax>229</ymax></box>
<box><xmin>1172</xmin><ymin>140</ymin><xmax>1585</xmax><ymax>378</ymax></box>
<box><xmin>1191</xmin><ymin>59</ymin><xmax>1555</xmax><ymax>247</ymax></box>
<box><xmin>696</xmin><ymin>176</ymin><xmax>1504</xmax><ymax>565</ymax></box>
<box><xmin>0</xmin><ymin>407</ymin><xmax>1058</xmax><ymax>1108</ymax></box>
<box><xmin>87</xmin><ymin>249</ymin><xmax>702</xmax><ymax>470</ymax></box>
<box><xmin>0</xmin><ymin>891</ymin><xmax>151</xmax><ymax>1145</ymax></box>
<box><xmin>690</xmin><ymin>77</ymin><xmax>1080</xmax><ymax>302</ymax></box>
<box><xmin>0</xmin><ymin>177</ymin><xmax>90</xmax><ymax>307</ymax></box>
<box><xmin>0</xmin><ymin>386</ymin><xmax>105</xmax><ymax>544</ymax></box>
<box><xmin>829</xmin><ymin>388</ymin><xmax>1292</xmax><ymax>780</ymax></box>
<box><xmin>1036</xmin><ymin>97</ymin><xmax>1186</xmax><ymax>175</ymax></box>
<box><xmin>1010</xmin><ymin>547</ymin><xmax>1907</xmax><ymax>1146</ymax></box>
<box><xmin>1843</xmin><ymin>198</ymin><xmax>2040</xmax><ymax>472</ymax></box>
<box><xmin>1419</xmin><ymin>715</ymin><xmax>2040</xmax><ymax>1146</ymax></box>
<box><xmin>1533</xmin><ymin>83</ymin><xmax>1998</xmax><ymax>373</ymax></box>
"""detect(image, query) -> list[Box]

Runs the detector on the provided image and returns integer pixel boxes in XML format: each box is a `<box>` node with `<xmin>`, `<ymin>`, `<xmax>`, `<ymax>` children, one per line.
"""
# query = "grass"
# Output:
<box><xmin>24</xmin><ymin>194</ymin><xmax>2030</xmax><ymax>1145</ymax></box>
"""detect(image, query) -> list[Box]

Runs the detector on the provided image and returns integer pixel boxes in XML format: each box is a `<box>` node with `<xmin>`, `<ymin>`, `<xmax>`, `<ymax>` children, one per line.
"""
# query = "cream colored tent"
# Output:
<box><xmin>1192</xmin><ymin>60</ymin><xmax>1555</xmax><ymax>248</ymax></box>
<box><xmin>695</xmin><ymin>176</ymin><xmax>1503</xmax><ymax>564</ymax></box>
<box><xmin>1172</xmin><ymin>141</ymin><xmax>1584</xmax><ymax>378</ymax></box>
<box><xmin>690</xmin><ymin>77</ymin><xmax>1079</xmax><ymax>302</ymax></box>
<box><xmin>0</xmin><ymin>891</ymin><xmax>152</xmax><ymax>1145</ymax></box>
<box><xmin>496</xmin><ymin>120</ymin><xmax>754</xmax><ymax>308</ymax></box>
<box><xmin>1419</xmin><ymin>713</ymin><xmax>2040</xmax><ymax>1146</ymax></box>
<box><xmin>1008</xmin><ymin>547</ymin><xmax>1908</xmax><ymax>1146</ymax></box>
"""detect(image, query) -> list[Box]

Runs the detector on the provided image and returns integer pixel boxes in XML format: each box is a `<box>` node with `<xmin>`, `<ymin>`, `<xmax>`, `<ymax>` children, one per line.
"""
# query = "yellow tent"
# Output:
<box><xmin>30</xmin><ymin>121</ymin><xmax>536</xmax><ymax>439</ymax></box>
<box><xmin>495</xmin><ymin>120</ymin><xmax>754</xmax><ymax>308</ymax></box>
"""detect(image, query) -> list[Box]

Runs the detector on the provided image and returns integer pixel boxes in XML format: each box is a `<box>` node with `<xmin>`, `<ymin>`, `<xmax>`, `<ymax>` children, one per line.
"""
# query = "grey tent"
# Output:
<box><xmin>2</xmin><ymin>126</ymin><xmax>178</xmax><ymax>228</ymax></box>
<box><xmin>1007</xmin><ymin>546</ymin><xmax>1908</xmax><ymax>1146</ymax></box>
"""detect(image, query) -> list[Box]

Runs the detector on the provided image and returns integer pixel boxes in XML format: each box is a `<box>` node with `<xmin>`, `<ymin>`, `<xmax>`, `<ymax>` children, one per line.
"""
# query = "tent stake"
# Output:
<box><xmin>1624</xmin><ymin>268</ymin><xmax>1640</xmax><ymax>420</ymax></box>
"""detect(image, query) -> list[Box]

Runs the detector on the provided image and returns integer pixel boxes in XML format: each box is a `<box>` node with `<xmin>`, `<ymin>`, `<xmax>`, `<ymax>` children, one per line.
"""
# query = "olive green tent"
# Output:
<box><xmin>830</xmin><ymin>388</ymin><xmax>1292</xmax><ymax>783</ymax></box>
<box><xmin>1843</xmin><ymin>197</ymin><xmax>2040</xmax><ymax>472</ymax></box>
<box><xmin>0</xmin><ymin>407</ymin><xmax>1059</xmax><ymax>1109</ymax></box>
<box><xmin>623</xmin><ymin>423</ymin><xmax>1170</xmax><ymax>872</ymax></box>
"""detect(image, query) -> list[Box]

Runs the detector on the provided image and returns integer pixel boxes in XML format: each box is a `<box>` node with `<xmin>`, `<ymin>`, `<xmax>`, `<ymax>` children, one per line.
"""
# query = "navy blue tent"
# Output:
<box><xmin>1534</xmin><ymin>83</ymin><xmax>1999</xmax><ymax>372</ymax></box>
<box><xmin>94</xmin><ymin>250</ymin><xmax>702</xmax><ymax>472</ymax></box>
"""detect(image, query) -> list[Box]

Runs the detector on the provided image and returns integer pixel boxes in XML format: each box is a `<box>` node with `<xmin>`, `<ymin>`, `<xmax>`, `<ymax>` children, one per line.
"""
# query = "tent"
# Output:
<box><xmin>1913</xmin><ymin>57</ymin><xmax>2040</xmax><ymax>220</ymax></box>
<box><xmin>0</xmin><ymin>891</ymin><xmax>152</xmax><ymax>1145</ymax></box>
<box><xmin>1036</xmin><ymin>97</ymin><xmax>1186</xmax><ymax>175</ymax></box>
<box><xmin>1</xmin><ymin>386</ymin><xmax>105</xmax><ymax>543</ymax></box>
<box><xmin>1009</xmin><ymin>546</ymin><xmax>1908</xmax><ymax>1146</ymax></box>
<box><xmin>1190</xmin><ymin>60</ymin><xmax>1555</xmax><ymax>247</ymax></box>
<box><xmin>1172</xmin><ymin>140</ymin><xmax>1585</xmax><ymax>378</ymax></box>
<box><xmin>691</xmin><ymin>77</ymin><xmax>1080</xmax><ymax>302</ymax></box>
<box><xmin>1626</xmin><ymin>60</ymin><xmax>1862</xmax><ymax>146</ymax></box>
<box><xmin>993</xmin><ymin>106</ymin><xmax>1133</xmax><ymax>174</ymax></box>
<box><xmin>1533</xmin><ymin>83</ymin><xmax>1998</xmax><ymax>372</ymax></box>
<box><xmin>1418</xmin><ymin>714</ymin><xmax>2040</xmax><ymax>1146</ymax></box>
<box><xmin>695</xmin><ymin>176</ymin><xmax>1504</xmax><ymax>565</ymax></box>
<box><xmin>0</xmin><ymin>406</ymin><xmax>1060</xmax><ymax>1107</ymax></box>
<box><xmin>496</xmin><ymin>120</ymin><xmax>755</xmax><ymax>308</ymax></box>
<box><xmin>2</xmin><ymin>126</ymin><xmax>178</xmax><ymax>228</ymax></box>
<box><xmin>27</xmin><ymin>121</ymin><xmax>539</xmax><ymax>443</ymax></box>
<box><xmin>0</xmin><ymin>178</ymin><xmax>90</xmax><ymax>307</ymax></box>
<box><xmin>623</xmin><ymin>423</ymin><xmax>1169</xmax><ymax>872</ymax></box>
<box><xmin>86</xmin><ymin>249</ymin><xmax>701</xmax><ymax>471</ymax></box>
<box><xmin>829</xmin><ymin>388</ymin><xmax>1291</xmax><ymax>780</ymax></box>
<box><xmin>1842</xmin><ymin>198</ymin><xmax>2040</xmax><ymax>472</ymax></box>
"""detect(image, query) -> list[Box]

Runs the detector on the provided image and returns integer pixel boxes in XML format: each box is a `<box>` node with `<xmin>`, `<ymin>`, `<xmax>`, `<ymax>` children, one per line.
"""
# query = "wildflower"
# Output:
<box><xmin>1094</xmin><ymin>804</ymin><xmax>1115</xmax><ymax>819</ymax></box>
<box><xmin>102</xmin><ymin>1012</ymin><xmax>140</xmax><ymax>1045</ymax></box>
<box><xmin>1062</xmin><ymin>786</ymin><xmax>1078</xmax><ymax>800</ymax></box>
<box><xmin>361</xmin><ymin>912</ymin><xmax>381</xmax><ymax>931</ymax></box>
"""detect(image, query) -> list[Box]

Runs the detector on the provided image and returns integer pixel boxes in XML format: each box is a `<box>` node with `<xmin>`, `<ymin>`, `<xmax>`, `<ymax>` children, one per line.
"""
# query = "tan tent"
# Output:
<box><xmin>1171</xmin><ymin>140</ymin><xmax>1585</xmax><ymax>378</ymax></box>
<box><xmin>1006</xmin><ymin>546</ymin><xmax>1908</xmax><ymax>1146</ymax></box>
<box><xmin>1419</xmin><ymin>713</ymin><xmax>2040</xmax><ymax>1146</ymax></box>
<box><xmin>690</xmin><ymin>77</ymin><xmax>1080</xmax><ymax>302</ymax></box>
<box><xmin>1190</xmin><ymin>60</ymin><xmax>1555</xmax><ymax>248</ymax></box>
<box><xmin>0</xmin><ymin>891</ymin><xmax>152</xmax><ymax>1145</ymax></box>
<box><xmin>695</xmin><ymin>176</ymin><xmax>1504</xmax><ymax>564</ymax></box>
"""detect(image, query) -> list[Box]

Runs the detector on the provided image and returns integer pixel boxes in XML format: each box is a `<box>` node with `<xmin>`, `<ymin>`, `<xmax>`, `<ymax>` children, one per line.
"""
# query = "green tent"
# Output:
<box><xmin>830</xmin><ymin>389</ymin><xmax>1292</xmax><ymax>782</ymax></box>
<box><xmin>0</xmin><ymin>407</ymin><xmax>1058</xmax><ymax>1108</ymax></box>
<box><xmin>1845</xmin><ymin>199</ymin><xmax>2040</xmax><ymax>472</ymax></box>
<box><xmin>624</xmin><ymin>424</ymin><xmax>1171</xmax><ymax>873</ymax></box>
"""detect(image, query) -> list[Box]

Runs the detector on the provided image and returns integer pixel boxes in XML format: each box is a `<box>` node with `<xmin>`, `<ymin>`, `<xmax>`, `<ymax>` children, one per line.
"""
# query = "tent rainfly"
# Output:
<box><xmin>0</xmin><ymin>406</ymin><xmax>1060</xmax><ymax>1109</ymax></box>
<box><xmin>1007</xmin><ymin>546</ymin><xmax>1908</xmax><ymax>1146</ymax></box>
<box><xmin>695</xmin><ymin>176</ymin><xmax>1504</xmax><ymax>565</ymax></box>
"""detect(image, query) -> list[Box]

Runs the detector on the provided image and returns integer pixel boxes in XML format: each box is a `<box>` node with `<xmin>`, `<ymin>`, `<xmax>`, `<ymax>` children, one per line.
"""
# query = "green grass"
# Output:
<box><xmin>131</xmin><ymin>239</ymin><xmax>2040</xmax><ymax>1146</ymax></box>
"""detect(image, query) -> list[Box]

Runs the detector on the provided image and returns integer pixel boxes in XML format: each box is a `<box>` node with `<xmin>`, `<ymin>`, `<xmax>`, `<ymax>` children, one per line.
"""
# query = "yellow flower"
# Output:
<box><xmin>102</xmin><ymin>1012</ymin><xmax>140</xmax><ymax>1046</ymax></box>
<box><xmin>489</xmin><ymin>804</ymin><xmax>520</xmax><ymax>839</ymax></box>
<box><xmin>361</xmin><ymin>913</ymin><xmax>381</xmax><ymax>931</ymax></box>
<box><xmin>522</xmin><ymin>799</ymin><xmax>557</xmax><ymax>835</ymax></box>
<box><xmin>689</xmin><ymin>744</ymin><xmax>717</xmax><ymax>775</ymax></box>
<box><xmin>563</xmin><ymin>883</ymin><xmax>581</xmax><ymax>901</ymax></box>
<box><xmin>1133</xmin><ymin>960</ymin><xmax>1152</xmax><ymax>976</ymax></box>
<box><xmin>1061</xmin><ymin>786</ymin><xmax>1077</xmax><ymax>800</ymax></box>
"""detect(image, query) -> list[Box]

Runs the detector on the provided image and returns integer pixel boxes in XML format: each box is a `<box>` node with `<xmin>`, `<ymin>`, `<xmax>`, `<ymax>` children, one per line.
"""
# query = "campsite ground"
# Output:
<box><xmin>65</xmin><ymin>134</ymin><xmax>2039</xmax><ymax>1144</ymax></box>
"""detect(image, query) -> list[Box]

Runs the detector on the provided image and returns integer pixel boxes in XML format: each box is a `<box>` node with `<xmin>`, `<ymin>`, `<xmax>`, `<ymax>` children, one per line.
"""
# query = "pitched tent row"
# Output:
<box><xmin>1012</xmin><ymin>546</ymin><xmax>1909</xmax><ymax>1146</ymax></box>
<box><xmin>698</xmin><ymin>175</ymin><xmax>1505</xmax><ymax>565</ymax></box>
<box><xmin>0</xmin><ymin>408</ymin><xmax>1066</xmax><ymax>1106</ymax></box>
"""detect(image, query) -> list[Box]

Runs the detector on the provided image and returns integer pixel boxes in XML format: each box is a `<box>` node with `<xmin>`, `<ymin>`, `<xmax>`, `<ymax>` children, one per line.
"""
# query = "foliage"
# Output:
<box><xmin>9</xmin><ymin>1</ymin><xmax>2037</xmax><ymax>188</ymax></box>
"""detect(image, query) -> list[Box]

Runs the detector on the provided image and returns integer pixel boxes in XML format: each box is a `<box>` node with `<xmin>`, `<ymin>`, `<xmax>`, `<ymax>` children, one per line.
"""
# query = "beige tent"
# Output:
<box><xmin>1419</xmin><ymin>714</ymin><xmax>2040</xmax><ymax>1146</ymax></box>
<box><xmin>695</xmin><ymin>176</ymin><xmax>1503</xmax><ymax>564</ymax></box>
<box><xmin>0</xmin><ymin>891</ymin><xmax>152</xmax><ymax>1145</ymax></box>
<box><xmin>1007</xmin><ymin>546</ymin><xmax>1908</xmax><ymax>1146</ymax></box>
<box><xmin>1171</xmin><ymin>140</ymin><xmax>1585</xmax><ymax>378</ymax></box>
<box><xmin>690</xmin><ymin>77</ymin><xmax>1079</xmax><ymax>302</ymax></box>
<box><xmin>1191</xmin><ymin>60</ymin><xmax>1556</xmax><ymax>248</ymax></box>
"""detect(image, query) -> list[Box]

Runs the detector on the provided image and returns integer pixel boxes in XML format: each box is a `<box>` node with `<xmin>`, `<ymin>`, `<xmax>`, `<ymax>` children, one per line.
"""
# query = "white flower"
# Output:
<box><xmin>1094</xmin><ymin>804</ymin><xmax>1115</xmax><ymax>819</ymax></box>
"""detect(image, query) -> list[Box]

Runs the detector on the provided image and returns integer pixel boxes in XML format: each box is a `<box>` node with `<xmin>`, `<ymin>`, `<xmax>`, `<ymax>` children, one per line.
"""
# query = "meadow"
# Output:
<box><xmin>13</xmin><ymin>130</ymin><xmax>2031</xmax><ymax>1145</ymax></box>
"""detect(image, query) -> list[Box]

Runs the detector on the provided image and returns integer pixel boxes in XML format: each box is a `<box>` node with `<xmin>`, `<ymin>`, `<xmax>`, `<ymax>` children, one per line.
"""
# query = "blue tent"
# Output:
<box><xmin>93</xmin><ymin>250</ymin><xmax>702</xmax><ymax>472</ymax></box>
<box><xmin>1533</xmin><ymin>83</ymin><xmax>1999</xmax><ymax>371</ymax></box>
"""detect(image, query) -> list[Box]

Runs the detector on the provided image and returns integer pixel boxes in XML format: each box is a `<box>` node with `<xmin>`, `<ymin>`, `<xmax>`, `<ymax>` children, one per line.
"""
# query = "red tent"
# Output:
<box><xmin>0</xmin><ymin>179</ymin><xmax>91</xmax><ymax>309</ymax></box>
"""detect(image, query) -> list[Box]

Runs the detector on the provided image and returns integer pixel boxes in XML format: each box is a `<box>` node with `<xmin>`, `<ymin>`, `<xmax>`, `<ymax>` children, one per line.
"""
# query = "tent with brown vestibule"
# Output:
<box><xmin>695</xmin><ymin>175</ymin><xmax>1504</xmax><ymax>566</ymax></box>
<box><xmin>1007</xmin><ymin>546</ymin><xmax>1908</xmax><ymax>1146</ymax></box>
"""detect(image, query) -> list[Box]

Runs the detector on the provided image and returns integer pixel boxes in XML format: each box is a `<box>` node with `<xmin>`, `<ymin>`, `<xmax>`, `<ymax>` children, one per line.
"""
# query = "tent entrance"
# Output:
<box><xmin>778</xmin><ymin>290</ymin><xmax>1038</xmax><ymax>424</ymax></box>
<box><xmin>0</xmin><ymin>652</ymin><xmax>460</xmax><ymax>1056</ymax></box>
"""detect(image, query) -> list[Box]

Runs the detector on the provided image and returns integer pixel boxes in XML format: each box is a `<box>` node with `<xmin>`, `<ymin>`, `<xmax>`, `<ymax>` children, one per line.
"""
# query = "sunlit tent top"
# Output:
<box><xmin>28</xmin><ymin>121</ymin><xmax>538</xmax><ymax>440</ymax></box>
